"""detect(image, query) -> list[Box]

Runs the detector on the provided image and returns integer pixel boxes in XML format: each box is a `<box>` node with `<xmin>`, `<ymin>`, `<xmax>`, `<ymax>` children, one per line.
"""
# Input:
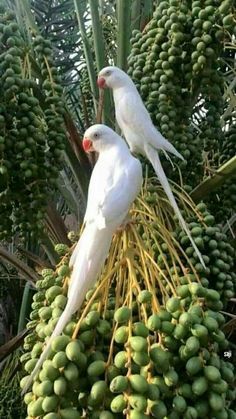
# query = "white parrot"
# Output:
<box><xmin>97</xmin><ymin>66</ymin><xmax>206</xmax><ymax>268</ymax></box>
<box><xmin>22</xmin><ymin>124</ymin><xmax>142</xmax><ymax>394</ymax></box>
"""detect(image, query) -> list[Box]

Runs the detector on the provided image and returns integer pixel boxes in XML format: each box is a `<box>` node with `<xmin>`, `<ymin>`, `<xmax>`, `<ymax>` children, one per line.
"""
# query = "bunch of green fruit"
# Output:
<box><xmin>144</xmin><ymin>182</ymin><xmax>236</xmax><ymax>303</ymax></box>
<box><xmin>0</xmin><ymin>7</ymin><xmax>67</xmax><ymax>240</ymax></box>
<box><xmin>206</xmin><ymin>125</ymin><xmax>236</xmax><ymax>224</ymax></box>
<box><xmin>21</xmin><ymin>207</ymin><xmax>235</xmax><ymax>418</ymax></box>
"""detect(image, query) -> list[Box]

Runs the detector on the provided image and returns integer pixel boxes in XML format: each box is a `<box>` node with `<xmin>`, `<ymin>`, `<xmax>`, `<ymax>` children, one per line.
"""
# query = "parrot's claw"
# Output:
<box><xmin>116</xmin><ymin>215</ymin><xmax>134</xmax><ymax>232</ymax></box>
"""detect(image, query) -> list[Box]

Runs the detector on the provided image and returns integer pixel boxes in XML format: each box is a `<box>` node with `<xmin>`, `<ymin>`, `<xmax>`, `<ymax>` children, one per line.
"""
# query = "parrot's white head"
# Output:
<box><xmin>97</xmin><ymin>66</ymin><xmax>133</xmax><ymax>90</ymax></box>
<box><xmin>83</xmin><ymin>124</ymin><xmax>124</xmax><ymax>153</ymax></box>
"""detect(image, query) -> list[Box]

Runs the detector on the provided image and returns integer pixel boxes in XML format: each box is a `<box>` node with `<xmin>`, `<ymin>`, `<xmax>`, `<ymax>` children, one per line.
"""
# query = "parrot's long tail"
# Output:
<box><xmin>69</xmin><ymin>223</ymin><xmax>90</xmax><ymax>269</ymax></box>
<box><xmin>145</xmin><ymin>144</ymin><xmax>206</xmax><ymax>269</ymax></box>
<box><xmin>68</xmin><ymin>224</ymin><xmax>113</xmax><ymax>300</ymax></box>
<box><xmin>21</xmin><ymin>303</ymin><xmax>77</xmax><ymax>395</ymax></box>
<box><xmin>22</xmin><ymin>224</ymin><xmax>114</xmax><ymax>395</ymax></box>
<box><xmin>152</xmin><ymin>130</ymin><xmax>184</xmax><ymax>161</ymax></box>
<box><xmin>69</xmin><ymin>241</ymin><xmax>80</xmax><ymax>268</ymax></box>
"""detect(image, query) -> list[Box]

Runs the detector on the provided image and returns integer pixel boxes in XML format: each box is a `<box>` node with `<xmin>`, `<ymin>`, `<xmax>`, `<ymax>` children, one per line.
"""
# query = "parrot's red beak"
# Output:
<box><xmin>97</xmin><ymin>77</ymin><xmax>106</xmax><ymax>88</ymax></box>
<box><xmin>82</xmin><ymin>138</ymin><xmax>94</xmax><ymax>152</ymax></box>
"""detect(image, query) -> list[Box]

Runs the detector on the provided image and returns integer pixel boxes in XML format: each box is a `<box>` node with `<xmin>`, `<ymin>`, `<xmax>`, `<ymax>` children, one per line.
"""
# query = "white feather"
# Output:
<box><xmin>145</xmin><ymin>144</ymin><xmax>206</xmax><ymax>268</ymax></box>
<box><xmin>112</xmin><ymin>78</ymin><xmax>184</xmax><ymax>160</ymax></box>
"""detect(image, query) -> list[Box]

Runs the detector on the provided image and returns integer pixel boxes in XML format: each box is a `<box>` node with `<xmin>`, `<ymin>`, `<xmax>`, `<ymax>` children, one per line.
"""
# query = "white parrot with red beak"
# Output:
<box><xmin>22</xmin><ymin>124</ymin><xmax>142</xmax><ymax>394</ymax></box>
<box><xmin>97</xmin><ymin>66</ymin><xmax>205</xmax><ymax>268</ymax></box>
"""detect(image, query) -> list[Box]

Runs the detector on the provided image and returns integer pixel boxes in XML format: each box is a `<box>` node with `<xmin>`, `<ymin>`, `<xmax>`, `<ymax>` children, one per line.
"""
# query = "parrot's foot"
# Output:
<box><xmin>116</xmin><ymin>216</ymin><xmax>134</xmax><ymax>232</ymax></box>
<box><xmin>163</xmin><ymin>150</ymin><xmax>174</xmax><ymax>168</ymax></box>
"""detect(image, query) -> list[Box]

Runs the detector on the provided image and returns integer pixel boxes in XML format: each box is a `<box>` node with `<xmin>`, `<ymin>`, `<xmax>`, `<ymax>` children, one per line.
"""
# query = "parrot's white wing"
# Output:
<box><xmin>70</xmin><ymin>153</ymin><xmax>142</xmax><ymax>268</ymax></box>
<box><xmin>116</xmin><ymin>89</ymin><xmax>183</xmax><ymax>160</ymax></box>
<box><xmin>115</xmin><ymin>90</ymin><xmax>153</xmax><ymax>137</ymax></box>
<box><xmin>68</xmin><ymin>156</ymin><xmax>142</xmax><ymax>297</ymax></box>
<box><xmin>85</xmin><ymin>155</ymin><xmax>142</xmax><ymax>228</ymax></box>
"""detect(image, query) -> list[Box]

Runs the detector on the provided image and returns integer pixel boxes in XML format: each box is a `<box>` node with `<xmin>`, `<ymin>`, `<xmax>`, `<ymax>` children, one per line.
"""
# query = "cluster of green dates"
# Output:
<box><xmin>0</xmin><ymin>7</ymin><xmax>67</xmax><ymax>240</ymax></box>
<box><xmin>208</xmin><ymin>125</ymin><xmax>236</xmax><ymax>224</ymax></box>
<box><xmin>127</xmin><ymin>0</ymin><xmax>235</xmax><ymax>188</ymax></box>
<box><xmin>172</xmin><ymin>202</ymin><xmax>235</xmax><ymax>302</ymax></box>
<box><xmin>219</xmin><ymin>126</ymin><xmax>236</xmax><ymax>167</ymax></box>
<box><xmin>76</xmin><ymin>67</ymin><xmax>95</xmax><ymax>125</ymax></box>
<box><xmin>144</xmin><ymin>190</ymin><xmax>236</xmax><ymax>303</ymax></box>
<box><xmin>143</xmin><ymin>284</ymin><xmax>236</xmax><ymax>419</ymax></box>
<box><xmin>21</xmin><ymin>246</ymin><xmax>235</xmax><ymax>418</ymax></box>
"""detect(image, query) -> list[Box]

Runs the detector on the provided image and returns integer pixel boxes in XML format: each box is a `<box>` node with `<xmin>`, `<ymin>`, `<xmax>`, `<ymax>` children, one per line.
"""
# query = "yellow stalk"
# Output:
<box><xmin>43</xmin><ymin>56</ymin><xmax>56</xmax><ymax>96</ymax></box>
<box><xmin>69</xmin><ymin>176</ymin><xmax>205</xmax><ymax>342</ymax></box>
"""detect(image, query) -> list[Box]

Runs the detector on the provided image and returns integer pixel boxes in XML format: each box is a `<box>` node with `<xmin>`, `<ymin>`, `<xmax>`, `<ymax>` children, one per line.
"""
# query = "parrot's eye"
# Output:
<box><xmin>94</xmin><ymin>132</ymin><xmax>99</xmax><ymax>139</ymax></box>
<box><xmin>105</xmin><ymin>70</ymin><xmax>111</xmax><ymax>76</ymax></box>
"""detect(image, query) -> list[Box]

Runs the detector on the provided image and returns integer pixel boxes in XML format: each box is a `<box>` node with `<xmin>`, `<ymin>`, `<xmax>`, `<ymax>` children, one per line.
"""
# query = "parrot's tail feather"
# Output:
<box><xmin>167</xmin><ymin>145</ymin><xmax>184</xmax><ymax>161</ymax></box>
<box><xmin>145</xmin><ymin>144</ymin><xmax>206</xmax><ymax>269</ymax></box>
<box><xmin>21</xmin><ymin>304</ymin><xmax>75</xmax><ymax>395</ymax></box>
<box><xmin>22</xmin><ymin>225</ymin><xmax>114</xmax><ymax>395</ymax></box>
<box><xmin>69</xmin><ymin>240</ymin><xmax>80</xmax><ymax>268</ymax></box>
<box><xmin>163</xmin><ymin>143</ymin><xmax>184</xmax><ymax>161</ymax></box>
<box><xmin>69</xmin><ymin>226</ymin><xmax>90</xmax><ymax>268</ymax></box>
<box><xmin>163</xmin><ymin>150</ymin><xmax>174</xmax><ymax>169</ymax></box>
<box><xmin>152</xmin><ymin>131</ymin><xmax>184</xmax><ymax>161</ymax></box>
<box><xmin>68</xmin><ymin>224</ymin><xmax>113</xmax><ymax>301</ymax></box>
